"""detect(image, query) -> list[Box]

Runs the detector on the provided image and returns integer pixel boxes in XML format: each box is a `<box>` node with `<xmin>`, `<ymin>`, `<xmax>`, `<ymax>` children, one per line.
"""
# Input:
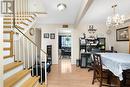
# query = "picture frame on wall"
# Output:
<box><xmin>44</xmin><ymin>33</ymin><xmax>49</xmax><ymax>38</ymax></box>
<box><xmin>116</xmin><ymin>27</ymin><xmax>129</xmax><ymax>41</ymax></box>
<box><xmin>50</xmin><ymin>33</ymin><xmax>55</xmax><ymax>39</ymax></box>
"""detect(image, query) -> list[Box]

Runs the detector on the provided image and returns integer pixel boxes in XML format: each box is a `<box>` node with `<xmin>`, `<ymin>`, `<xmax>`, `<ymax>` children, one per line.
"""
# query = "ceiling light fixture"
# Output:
<box><xmin>57</xmin><ymin>3</ymin><xmax>66</xmax><ymax>11</ymax></box>
<box><xmin>106</xmin><ymin>4</ymin><xmax>125</xmax><ymax>28</ymax></box>
<box><xmin>88</xmin><ymin>25</ymin><xmax>96</xmax><ymax>34</ymax></box>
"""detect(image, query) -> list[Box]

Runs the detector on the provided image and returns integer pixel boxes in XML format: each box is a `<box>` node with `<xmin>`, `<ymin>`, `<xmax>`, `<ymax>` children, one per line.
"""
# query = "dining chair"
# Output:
<box><xmin>92</xmin><ymin>54</ymin><xmax>119</xmax><ymax>87</ymax></box>
<box><xmin>122</xmin><ymin>69</ymin><xmax>130</xmax><ymax>86</ymax></box>
<box><xmin>88</xmin><ymin>48</ymin><xmax>101</xmax><ymax>72</ymax></box>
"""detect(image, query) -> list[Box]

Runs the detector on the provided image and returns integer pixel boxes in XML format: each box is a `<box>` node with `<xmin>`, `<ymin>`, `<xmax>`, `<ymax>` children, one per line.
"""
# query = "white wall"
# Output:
<box><xmin>40</xmin><ymin>23</ymin><xmax>110</xmax><ymax>64</ymax></box>
<box><xmin>75</xmin><ymin>21</ymin><xmax>130</xmax><ymax>56</ymax></box>
<box><xmin>40</xmin><ymin>22</ymin><xmax>130</xmax><ymax>65</ymax></box>
<box><xmin>109</xmin><ymin>22</ymin><xmax>130</xmax><ymax>53</ymax></box>
<box><xmin>41</xmin><ymin>25</ymin><xmax>59</xmax><ymax>64</ymax></box>
<box><xmin>72</xmin><ymin>22</ymin><xmax>109</xmax><ymax>64</ymax></box>
<box><xmin>41</xmin><ymin>24</ymin><xmax>74</xmax><ymax>64</ymax></box>
<box><xmin>0</xmin><ymin>12</ymin><xmax>3</xmax><ymax>87</ymax></box>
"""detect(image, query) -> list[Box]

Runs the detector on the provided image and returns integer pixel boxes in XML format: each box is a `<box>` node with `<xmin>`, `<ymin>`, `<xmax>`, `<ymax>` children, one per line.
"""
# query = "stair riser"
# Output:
<box><xmin>4</xmin><ymin>64</ymin><xmax>23</xmax><ymax>80</ymax></box>
<box><xmin>4</xmin><ymin>57</ymin><xmax>14</xmax><ymax>65</ymax></box>
<box><xmin>3</xmin><ymin>43</ymin><xmax>10</xmax><ymax>48</ymax></box>
<box><xmin>3</xmin><ymin>51</ymin><xmax>10</xmax><ymax>56</ymax></box>
<box><xmin>3</xmin><ymin>22</ymin><xmax>29</xmax><ymax>26</ymax></box>
<box><xmin>3</xmin><ymin>34</ymin><xmax>10</xmax><ymax>39</ymax></box>
<box><xmin>13</xmin><ymin>72</ymin><xmax>31</xmax><ymax>87</ymax></box>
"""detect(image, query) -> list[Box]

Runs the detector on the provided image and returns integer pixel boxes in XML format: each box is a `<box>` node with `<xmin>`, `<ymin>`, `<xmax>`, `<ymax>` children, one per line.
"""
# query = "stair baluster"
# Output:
<box><xmin>45</xmin><ymin>53</ymin><xmax>47</xmax><ymax>85</ymax></box>
<box><xmin>22</xmin><ymin>36</ymin><xmax>26</xmax><ymax>69</ymax></box>
<box><xmin>36</xmin><ymin>47</ymin><xmax>38</xmax><ymax>76</ymax></box>
<box><xmin>9</xmin><ymin>0</ymin><xmax>48</xmax><ymax>85</ymax></box>
<box><xmin>40</xmin><ymin>52</ymin><xmax>43</xmax><ymax>84</ymax></box>
<box><xmin>18</xmin><ymin>34</ymin><xmax>21</xmax><ymax>62</ymax></box>
<box><xmin>27</xmin><ymin>39</ymin><xmax>30</xmax><ymax>69</ymax></box>
<box><xmin>31</xmin><ymin>43</ymin><xmax>34</xmax><ymax>76</ymax></box>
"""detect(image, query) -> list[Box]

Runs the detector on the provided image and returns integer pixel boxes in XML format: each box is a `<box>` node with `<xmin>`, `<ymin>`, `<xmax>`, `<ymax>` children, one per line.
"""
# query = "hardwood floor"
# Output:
<box><xmin>47</xmin><ymin>59</ymin><xmax>99</xmax><ymax>87</ymax></box>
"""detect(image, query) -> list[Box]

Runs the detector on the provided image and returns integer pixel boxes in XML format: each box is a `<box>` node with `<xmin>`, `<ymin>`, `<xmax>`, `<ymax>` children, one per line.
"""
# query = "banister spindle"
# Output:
<box><xmin>18</xmin><ymin>34</ymin><xmax>21</xmax><ymax>62</ymax></box>
<box><xmin>45</xmin><ymin>53</ymin><xmax>47</xmax><ymax>85</ymax></box>
<box><xmin>26</xmin><ymin>0</ymin><xmax>27</xmax><ymax>19</ymax></box>
<box><xmin>27</xmin><ymin>39</ymin><xmax>30</xmax><ymax>69</ymax></box>
<box><xmin>14</xmin><ymin>33</ymin><xmax>17</xmax><ymax>62</ymax></box>
<box><xmin>23</xmin><ymin>0</ymin><xmax>25</xmax><ymax>20</ymax></box>
<box><xmin>14</xmin><ymin>0</ymin><xmax>17</xmax><ymax>25</ymax></box>
<box><xmin>27</xmin><ymin>0</ymin><xmax>29</xmax><ymax>17</ymax></box>
<box><xmin>22</xmin><ymin>36</ymin><xmax>25</xmax><ymax>69</ymax></box>
<box><xmin>20</xmin><ymin>0</ymin><xmax>22</xmax><ymax>22</ymax></box>
<box><xmin>18</xmin><ymin>0</ymin><xmax>20</xmax><ymax>24</ymax></box>
<box><xmin>36</xmin><ymin>46</ymin><xmax>38</xmax><ymax>76</ymax></box>
<box><xmin>31</xmin><ymin>43</ymin><xmax>34</xmax><ymax>76</ymax></box>
<box><xmin>40</xmin><ymin>52</ymin><xmax>43</xmax><ymax>84</ymax></box>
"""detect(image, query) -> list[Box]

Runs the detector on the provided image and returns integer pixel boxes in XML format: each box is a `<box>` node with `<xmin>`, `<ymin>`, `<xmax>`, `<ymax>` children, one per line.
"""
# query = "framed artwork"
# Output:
<box><xmin>116</xmin><ymin>27</ymin><xmax>129</xmax><ymax>41</ymax></box>
<box><xmin>50</xmin><ymin>33</ymin><xmax>55</xmax><ymax>39</ymax></box>
<box><xmin>44</xmin><ymin>33</ymin><xmax>49</xmax><ymax>38</ymax></box>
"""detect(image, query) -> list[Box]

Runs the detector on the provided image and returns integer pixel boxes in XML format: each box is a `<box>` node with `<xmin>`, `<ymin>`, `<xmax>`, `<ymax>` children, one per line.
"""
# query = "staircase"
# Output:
<box><xmin>3</xmin><ymin>0</ymin><xmax>47</xmax><ymax>87</ymax></box>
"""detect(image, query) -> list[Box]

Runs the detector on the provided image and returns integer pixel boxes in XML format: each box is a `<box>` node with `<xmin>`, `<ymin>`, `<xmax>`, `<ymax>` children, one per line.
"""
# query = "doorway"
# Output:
<box><xmin>58</xmin><ymin>30</ymin><xmax>72</xmax><ymax>60</ymax></box>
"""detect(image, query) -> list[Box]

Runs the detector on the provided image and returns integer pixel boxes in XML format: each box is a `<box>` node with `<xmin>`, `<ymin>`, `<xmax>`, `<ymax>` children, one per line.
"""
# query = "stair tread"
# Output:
<box><xmin>4</xmin><ymin>18</ymin><xmax>30</xmax><ymax>20</ymax></box>
<box><xmin>22</xmin><ymin>22</ymin><xmax>29</xmax><ymax>26</ymax></box>
<box><xmin>3</xmin><ymin>26</ymin><xmax>11</xmax><ymax>28</ymax></box>
<box><xmin>21</xmin><ymin>76</ymin><xmax>40</xmax><ymax>87</ymax></box>
<box><xmin>26</xmin><ymin>19</ymin><xmax>32</xmax><ymax>22</ymax></box>
<box><xmin>4</xmin><ymin>55</ymin><xmax>14</xmax><ymax>59</ymax></box>
<box><xmin>36</xmin><ymin>83</ymin><xmax>46</xmax><ymax>87</ymax></box>
<box><xmin>3</xmin><ymin>39</ymin><xmax>12</xmax><ymax>42</ymax></box>
<box><xmin>15</xmin><ymin>25</ymin><xmax>24</xmax><ymax>30</ymax></box>
<box><xmin>4</xmin><ymin>62</ymin><xmax>23</xmax><ymax>73</ymax></box>
<box><xmin>3</xmin><ymin>47</ymin><xmax>11</xmax><ymax>50</ymax></box>
<box><xmin>4</xmin><ymin>69</ymin><xmax>31</xmax><ymax>87</ymax></box>
<box><xmin>3</xmin><ymin>31</ymin><xmax>12</xmax><ymax>33</ymax></box>
<box><xmin>3</xmin><ymin>22</ymin><xmax>29</xmax><ymax>26</ymax></box>
<box><xmin>4</xmin><ymin>22</ymin><xmax>22</xmax><ymax>24</ymax></box>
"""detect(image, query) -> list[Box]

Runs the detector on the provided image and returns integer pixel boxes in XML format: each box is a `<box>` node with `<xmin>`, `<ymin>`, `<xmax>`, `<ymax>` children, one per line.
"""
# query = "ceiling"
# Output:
<box><xmin>81</xmin><ymin>0</ymin><xmax>130</xmax><ymax>24</ymax></box>
<box><xmin>37</xmin><ymin>0</ymin><xmax>83</xmax><ymax>24</ymax></box>
<box><xmin>30</xmin><ymin>0</ymin><xmax>46</xmax><ymax>12</ymax></box>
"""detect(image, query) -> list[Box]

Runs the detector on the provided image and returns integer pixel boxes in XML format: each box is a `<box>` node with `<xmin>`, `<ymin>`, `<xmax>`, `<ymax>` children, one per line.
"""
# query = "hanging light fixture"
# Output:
<box><xmin>106</xmin><ymin>4</ymin><xmax>125</xmax><ymax>27</ymax></box>
<box><xmin>88</xmin><ymin>25</ymin><xmax>97</xmax><ymax>39</ymax></box>
<box><xmin>88</xmin><ymin>25</ymin><xmax>96</xmax><ymax>34</ymax></box>
<box><xmin>57</xmin><ymin>3</ymin><xmax>67</xmax><ymax>11</ymax></box>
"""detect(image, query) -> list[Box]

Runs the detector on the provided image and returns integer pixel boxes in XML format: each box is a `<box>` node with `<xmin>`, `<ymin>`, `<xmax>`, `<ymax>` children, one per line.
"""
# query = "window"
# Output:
<box><xmin>61</xmin><ymin>36</ymin><xmax>71</xmax><ymax>48</ymax></box>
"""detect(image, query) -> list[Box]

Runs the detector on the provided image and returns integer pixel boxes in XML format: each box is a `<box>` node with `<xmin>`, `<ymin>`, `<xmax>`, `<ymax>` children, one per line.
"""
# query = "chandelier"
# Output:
<box><xmin>88</xmin><ymin>25</ymin><xmax>96</xmax><ymax>34</ymax></box>
<box><xmin>88</xmin><ymin>25</ymin><xmax>97</xmax><ymax>39</ymax></box>
<box><xmin>106</xmin><ymin>5</ymin><xmax>125</xmax><ymax>27</ymax></box>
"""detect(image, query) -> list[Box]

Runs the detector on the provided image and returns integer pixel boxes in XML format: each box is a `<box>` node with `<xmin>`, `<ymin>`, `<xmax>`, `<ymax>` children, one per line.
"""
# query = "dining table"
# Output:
<box><xmin>97</xmin><ymin>53</ymin><xmax>130</xmax><ymax>86</ymax></box>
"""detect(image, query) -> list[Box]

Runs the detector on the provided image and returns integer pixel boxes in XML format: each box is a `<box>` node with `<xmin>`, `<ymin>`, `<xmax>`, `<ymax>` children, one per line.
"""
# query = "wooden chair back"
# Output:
<box><xmin>93</xmin><ymin>54</ymin><xmax>102</xmax><ymax>77</ymax></box>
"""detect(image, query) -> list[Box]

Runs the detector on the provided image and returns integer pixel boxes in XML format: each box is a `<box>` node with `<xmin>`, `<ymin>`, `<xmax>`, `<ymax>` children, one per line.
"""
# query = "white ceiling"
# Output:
<box><xmin>37</xmin><ymin>0</ymin><xmax>83</xmax><ymax>24</ymax></box>
<box><xmin>81</xmin><ymin>0</ymin><xmax>130</xmax><ymax>24</ymax></box>
<box><xmin>30</xmin><ymin>0</ymin><xmax>46</xmax><ymax>12</ymax></box>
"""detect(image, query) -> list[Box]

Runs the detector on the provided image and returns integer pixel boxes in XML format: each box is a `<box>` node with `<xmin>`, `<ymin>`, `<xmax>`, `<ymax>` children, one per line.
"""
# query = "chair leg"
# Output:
<box><xmin>107</xmin><ymin>72</ymin><xmax>111</xmax><ymax>84</ymax></box>
<box><xmin>92</xmin><ymin>70</ymin><xmax>95</xmax><ymax>84</ymax></box>
<box><xmin>100</xmin><ymin>77</ymin><xmax>102</xmax><ymax>87</ymax></box>
<box><xmin>122</xmin><ymin>72</ymin><xmax>126</xmax><ymax>86</ymax></box>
